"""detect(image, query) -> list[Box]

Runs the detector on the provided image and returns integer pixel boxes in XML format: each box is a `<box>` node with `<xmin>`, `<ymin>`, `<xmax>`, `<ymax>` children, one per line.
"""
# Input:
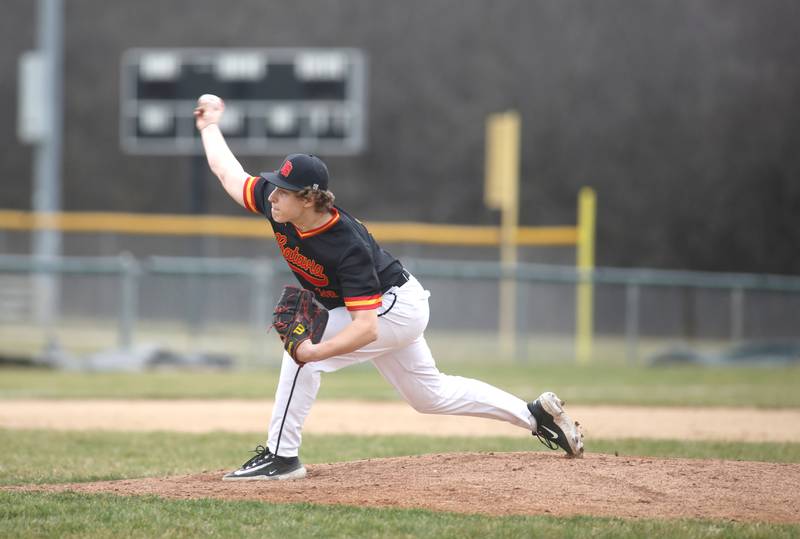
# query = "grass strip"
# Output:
<box><xmin>1</xmin><ymin>363</ymin><xmax>799</xmax><ymax>407</ymax></box>
<box><xmin>1</xmin><ymin>491</ymin><xmax>797</xmax><ymax>539</ymax></box>
<box><xmin>2</xmin><ymin>429</ymin><xmax>799</xmax><ymax>486</ymax></box>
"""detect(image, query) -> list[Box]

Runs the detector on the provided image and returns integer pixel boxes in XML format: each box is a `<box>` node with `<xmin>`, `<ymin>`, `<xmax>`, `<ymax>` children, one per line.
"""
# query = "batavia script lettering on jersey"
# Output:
<box><xmin>274</xmin><ymin>232</ymin><xmax>330</xmax><ymax>287</ymax></box>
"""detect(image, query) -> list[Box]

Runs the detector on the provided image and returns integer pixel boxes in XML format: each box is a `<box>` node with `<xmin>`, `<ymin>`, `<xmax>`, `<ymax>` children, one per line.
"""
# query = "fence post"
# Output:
<box><xmin>250</xmin><ymin>260</ymin><xmax>273</xmax><ymax>367</ymax></box>
<box><xmin>118</xmin><ymin>252</ymin><xmax>139</xmax><ymax>351</ymax></box>
<box><xmin>625</xmin><ymin>283</ymin><xmax>640</xmax><ymax>364</ymax></box>
<box><xmin>516</xmin><ymin>280</ymin><xmax>529</xmax><ymax>361</ymax></box>
<box><xmin>730</xmin><ymin>287</ymin><xmax>744</xmax><ymax>342</ymax></box>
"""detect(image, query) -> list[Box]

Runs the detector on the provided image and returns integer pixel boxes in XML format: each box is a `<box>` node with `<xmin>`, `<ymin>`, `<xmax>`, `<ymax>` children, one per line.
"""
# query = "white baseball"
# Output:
<box><xmin>198</xmin><ymin>94</ymin><xmax>224</xmax><ymax>107</ymax></box>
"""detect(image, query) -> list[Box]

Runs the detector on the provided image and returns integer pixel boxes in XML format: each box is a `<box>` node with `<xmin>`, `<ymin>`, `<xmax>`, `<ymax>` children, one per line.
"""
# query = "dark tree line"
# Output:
<box><xmin>1</xmin><ymin>0</ymin><xmax>798</xmax><ymax>274</ymax></box>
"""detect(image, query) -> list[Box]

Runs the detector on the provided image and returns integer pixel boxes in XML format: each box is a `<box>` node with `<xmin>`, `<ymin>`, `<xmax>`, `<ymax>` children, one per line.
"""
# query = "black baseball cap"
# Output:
<box><xmin>260</xmin><ymin>154</ymin><xmax>329</xmax><ymax>192</ymax></box>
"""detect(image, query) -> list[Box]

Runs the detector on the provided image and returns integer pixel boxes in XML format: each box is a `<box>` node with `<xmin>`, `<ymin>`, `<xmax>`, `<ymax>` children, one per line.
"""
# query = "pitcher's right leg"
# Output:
<box><xmin>372</xmin><ymin>336</ymin><xmax>535</xmax><ymax>430</ymax></box>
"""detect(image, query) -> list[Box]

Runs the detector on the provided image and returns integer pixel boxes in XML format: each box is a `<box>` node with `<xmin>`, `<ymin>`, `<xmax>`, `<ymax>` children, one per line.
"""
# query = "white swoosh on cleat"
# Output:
<box><xmin>233</xmin><ymin>461</ymin><xmax>273</xmax><ymax>475</ymax></box>
<box><xmin>541</xmin><ymin>426</ymin><xmax>559</xmax><ymax>440</ymax></box>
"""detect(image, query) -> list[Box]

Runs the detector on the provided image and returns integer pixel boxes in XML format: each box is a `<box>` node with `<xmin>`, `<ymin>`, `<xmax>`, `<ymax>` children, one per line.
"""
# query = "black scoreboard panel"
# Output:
<box><xmin>120</xmin><ymin>48</ymin><xmax>366</xmax><ymax>155</ymax></box>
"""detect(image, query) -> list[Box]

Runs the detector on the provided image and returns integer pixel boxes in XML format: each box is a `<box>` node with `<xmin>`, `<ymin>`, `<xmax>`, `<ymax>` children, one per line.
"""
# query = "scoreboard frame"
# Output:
<box><xmin>119</xmin><ymin>47</ymin><xmax>367</xmax><ymax>156</ymax></box>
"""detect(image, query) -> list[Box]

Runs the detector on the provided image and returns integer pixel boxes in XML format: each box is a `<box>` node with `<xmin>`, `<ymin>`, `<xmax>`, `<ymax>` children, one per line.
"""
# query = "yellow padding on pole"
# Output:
<box><xmin>0</xmin><ymin>210</ymin><xmax>267</xmax><ymax>237</ymax></box>
<box><xmin>575</xmin><ymin>187</ymin><xmax>597</xmax><ymax>364</ymax></box>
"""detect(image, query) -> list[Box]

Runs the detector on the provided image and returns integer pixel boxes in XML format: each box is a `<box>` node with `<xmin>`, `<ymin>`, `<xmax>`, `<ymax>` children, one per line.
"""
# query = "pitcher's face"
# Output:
<box><xmin>268</xmin><ymin>187</ymin><xmax>305</xmax><ymax>223</ymax></box>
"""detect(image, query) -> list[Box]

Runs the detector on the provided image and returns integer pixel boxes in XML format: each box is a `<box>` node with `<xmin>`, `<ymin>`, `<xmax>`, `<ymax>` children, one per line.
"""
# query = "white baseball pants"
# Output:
<box><xmin>267</xmin><ymin>274</ymin><xmax>535</xmax><ymax>457</ymax></box>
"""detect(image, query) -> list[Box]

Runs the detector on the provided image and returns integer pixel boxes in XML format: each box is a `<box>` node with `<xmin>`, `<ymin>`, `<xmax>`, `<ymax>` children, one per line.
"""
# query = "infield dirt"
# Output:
<box><xmin>4</xmin><ymin>399</ymin><xmax>800</xmax><ymax>442</ymax></box>
<box><xmin>5</xmin><ymin>400</ymin><xmax>800</xmax><ymax>523</ymax></box>
<box><xmin>8</xmin><ymin>452</ymin><xmax>800</xmax><ymax>523</ymax></box>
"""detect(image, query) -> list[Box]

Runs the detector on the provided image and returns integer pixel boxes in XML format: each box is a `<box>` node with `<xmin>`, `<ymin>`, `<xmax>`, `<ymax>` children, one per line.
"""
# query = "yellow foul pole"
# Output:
<box><xmin>575</xmin><ymin>187</ymin><xmax>596</xmax><ymax>364</ymax></box>
<box><xmin>484</xmin><ymin>111</ymin><xmax>521</xmax><ymax>358</ymax></box>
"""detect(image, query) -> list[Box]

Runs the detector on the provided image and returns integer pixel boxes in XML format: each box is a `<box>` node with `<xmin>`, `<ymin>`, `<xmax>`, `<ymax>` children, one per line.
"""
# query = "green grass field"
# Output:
<box><xmin>2</xmin><ymin>362</ymin><xmax>800</xmax><ymax>407</ymax></box>
<box><xmin>1</xmin><ymin>430</ymin><xmax>799</xmax><ymax>538</ymax></box>
<box><xmin>2</xmin><ymin>362</ymin><xmax>799</xmax><ymax>538</ymax></box>
<box><xmin>5</xmin><ymin>491</ymin><xmax>797</xmax><ymax>539</ymax></box>
<box><xmin>3</xmin><ymin>430</ymin><xmax>800</xmax><ymax>486</ymax></box>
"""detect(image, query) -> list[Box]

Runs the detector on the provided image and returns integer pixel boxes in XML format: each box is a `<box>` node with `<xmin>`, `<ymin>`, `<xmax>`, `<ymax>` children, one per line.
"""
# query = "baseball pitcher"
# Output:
<box><xmin>193</xmin><ymin>94</ymin><xmax>584</xmax><ymax>481</ymax></box>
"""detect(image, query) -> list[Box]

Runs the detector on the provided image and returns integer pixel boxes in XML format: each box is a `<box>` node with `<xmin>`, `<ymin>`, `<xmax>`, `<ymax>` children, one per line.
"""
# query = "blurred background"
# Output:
<box><xmin>1</xmin><ymin>0</ymin><xmax>799</xmax><ymax>369</ymax></box>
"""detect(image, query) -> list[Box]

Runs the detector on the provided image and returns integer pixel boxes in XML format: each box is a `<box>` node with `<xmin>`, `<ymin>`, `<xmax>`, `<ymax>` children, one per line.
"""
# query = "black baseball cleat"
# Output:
<box><xmin>528</xmin><ymin>392</ymin><xmax>585</xmax><ymax>458</ymax></box>
<box><xmin>222</xmin><ymin>445</ymin><xmax>307</xmax><ymax>481</ymax></box>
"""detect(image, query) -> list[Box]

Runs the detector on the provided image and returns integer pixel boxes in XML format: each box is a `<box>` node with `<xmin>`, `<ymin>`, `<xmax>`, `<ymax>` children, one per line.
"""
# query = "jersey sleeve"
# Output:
<box><xmin>337</xmin><ymin>243</ymin><xmax>383</xmax><ymax>311</ymax></box>
<box><xmin>242</xmin><ymin>176</ymin><xmax>270</xmax><ymax>215</ymax></box>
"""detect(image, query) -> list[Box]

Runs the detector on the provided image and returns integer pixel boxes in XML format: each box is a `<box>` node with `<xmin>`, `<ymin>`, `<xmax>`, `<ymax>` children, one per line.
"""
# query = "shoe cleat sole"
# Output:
<box><xmin>539</xmin><ymin>392</ymin><xmax>584</xmax><ymax>458</ymax></box>
<box><xmin>222</xmin><ymin>466</ymin><xmax>307</xmax><ymax>481</ymax></box>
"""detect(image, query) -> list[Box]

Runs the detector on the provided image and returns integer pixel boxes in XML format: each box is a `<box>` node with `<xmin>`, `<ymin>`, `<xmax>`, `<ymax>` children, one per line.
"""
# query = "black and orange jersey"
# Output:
<box><xmin>242</xmin><ymin>176</ymin><xmax>405</xmax><ymax>311</ymax></box>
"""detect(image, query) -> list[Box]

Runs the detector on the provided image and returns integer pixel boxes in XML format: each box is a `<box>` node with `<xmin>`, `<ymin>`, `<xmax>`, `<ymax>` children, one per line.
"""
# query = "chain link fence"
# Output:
<box><xmin>2</xmin><ymin>254</ymin><xmax>799</xmax><ymax>369</ymax></box>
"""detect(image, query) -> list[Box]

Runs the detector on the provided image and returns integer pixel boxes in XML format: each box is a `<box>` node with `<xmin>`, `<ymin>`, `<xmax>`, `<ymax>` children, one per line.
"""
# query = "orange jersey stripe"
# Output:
<box><xmin>345</xmin><ymin>298</ymin><xmax>382</xmax><ymax>307</ymax></box>
<box><xmin>242</xmin><ymin>177</ymin><xmax>258</xmax><ymax>213</ymax></box>
<box><xmin>295</xmin><ymin>208</ymin><xmax>341</xmax><ymax>238</ymax></box>
<box><xmin>344</xmin><ymin>295</ymin><xmax>382</xmax><ymax>311</ymax></box>
<box><xmin>344</xmin><ymin>294</ymin><xmax>382</xmax><ymax>302</ymax></box>
<box><xmin>346</xmin><ymin>302</ymin><xmax>381</xmax><ymax>311</ymax></box>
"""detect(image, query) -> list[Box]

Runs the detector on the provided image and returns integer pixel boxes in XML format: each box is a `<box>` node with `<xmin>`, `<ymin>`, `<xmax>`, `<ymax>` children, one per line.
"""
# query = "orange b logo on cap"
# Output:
<box><xmin>280</xmin><ymin>160</ymin><xmax>293</xmax><ymax>177</ymax></box>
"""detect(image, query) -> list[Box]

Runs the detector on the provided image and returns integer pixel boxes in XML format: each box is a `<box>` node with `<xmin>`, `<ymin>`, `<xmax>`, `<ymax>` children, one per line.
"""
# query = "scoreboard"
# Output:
<box><xmin>120</xmin><ymin>48</ymin><xmax>367</xmax><ymax>155</ymax></box>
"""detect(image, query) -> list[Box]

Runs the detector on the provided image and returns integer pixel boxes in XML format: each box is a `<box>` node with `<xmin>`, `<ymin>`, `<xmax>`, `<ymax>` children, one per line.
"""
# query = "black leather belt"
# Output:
<box><xmin>378</xmin><ymin>269</ymin><xmax>409</xmax><ymax>317</ymax></box>
<box><xmin>390</xmin><ymin>268</ymin><xmax>410</xmax><ymax>289</ymax></box>
<box><xmin>381</xmin><ymin>268</ymin><xmax>410</xmax><ymax>294</ymax></box>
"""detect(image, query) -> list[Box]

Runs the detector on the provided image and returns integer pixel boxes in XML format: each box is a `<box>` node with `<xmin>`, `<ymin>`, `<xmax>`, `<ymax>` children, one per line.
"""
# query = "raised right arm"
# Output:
<box><xmin>194</xmin><ymin>94</ymin><xmax>251</xmax><ymax>207</ymax></box>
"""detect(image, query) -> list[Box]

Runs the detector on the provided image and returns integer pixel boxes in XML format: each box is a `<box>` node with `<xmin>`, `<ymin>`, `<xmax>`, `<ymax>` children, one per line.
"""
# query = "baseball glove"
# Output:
<box><xmin>271</xmin><ymin>286</ymin><xmax>329</xmax><ymax>364</ymax></box>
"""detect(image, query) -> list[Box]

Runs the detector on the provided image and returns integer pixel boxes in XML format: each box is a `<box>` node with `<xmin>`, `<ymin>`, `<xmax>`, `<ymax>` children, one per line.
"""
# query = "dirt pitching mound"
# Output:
<box><xmin>10</xmin><ymin>452</ymin><xmax>800</xmax><ymax>523</ymax></box>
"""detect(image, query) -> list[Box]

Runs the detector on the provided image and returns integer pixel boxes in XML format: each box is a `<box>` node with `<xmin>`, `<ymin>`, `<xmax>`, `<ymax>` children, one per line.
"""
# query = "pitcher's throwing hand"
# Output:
<box><xmin>194</xmin><ymin>94</ymin><xmax>225</xmax><ymax>131</ymax></box>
